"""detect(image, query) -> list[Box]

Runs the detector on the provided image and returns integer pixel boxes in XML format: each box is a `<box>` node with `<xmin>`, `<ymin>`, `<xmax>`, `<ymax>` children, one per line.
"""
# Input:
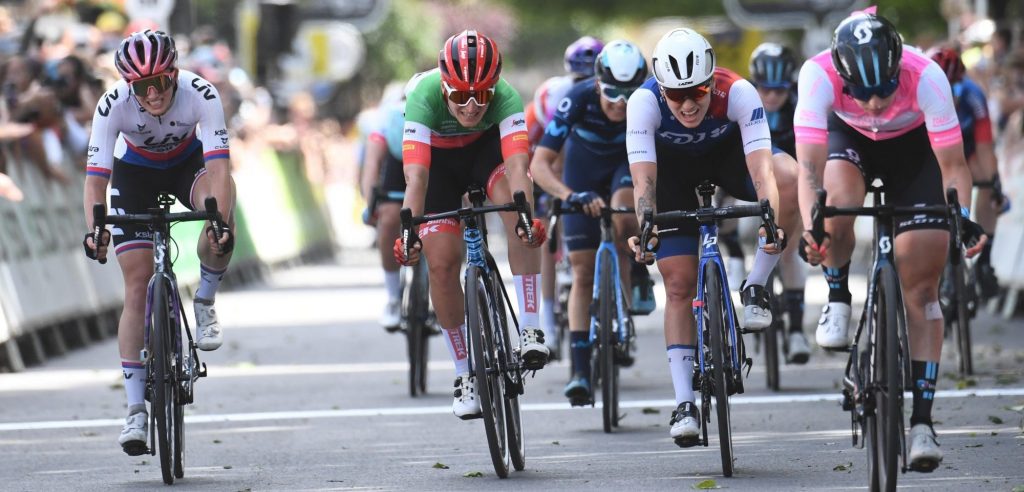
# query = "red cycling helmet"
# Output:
<box><xmin>114</xmin><ymin>29</ymin><xmax>177</xmax><ymax>81</ymax></box>
<box><xmin>928</xmin><ymin>46</ymin><xmax>966</xmax><ymax>84</ymax></box>
<box><xmin>438</xmin><ymin>30</ymin><xmax>502</xmax><ymax>92</ymax></box>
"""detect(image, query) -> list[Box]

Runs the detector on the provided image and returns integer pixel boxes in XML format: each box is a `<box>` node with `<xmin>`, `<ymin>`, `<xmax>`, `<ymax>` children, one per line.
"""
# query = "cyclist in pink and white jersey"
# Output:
<box><xmin>81</xmin><ymin>30</ymin><xmax>236</xmax><ymax>456</ymax></box>
<box><xmin>794</xmin><ymin>10</ymin><xmax>987</xmax><ymax>472</ymax></box>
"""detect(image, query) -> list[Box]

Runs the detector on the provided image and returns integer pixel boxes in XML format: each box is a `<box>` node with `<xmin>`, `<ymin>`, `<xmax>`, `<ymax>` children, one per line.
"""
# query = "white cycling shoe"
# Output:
<box><xmin>452</xmin><ymin>375</ymin><xmax>482</xmax><ymax>420</ymax></box>
<box><xmin>118</xmin><ymin>411</ymin><xmax>148</xmax><ymax>456</ymax></box>
<box><xmin>520</xmin><ymin>327</ymin><xmax>549</xmax><ymax>370</ymax></box>
<box><xmin>787</xmin><ymin>331</ymin><xmax>811</xmax><ymax>364</ymax></box>
<box><xmin>815</xmin><ymin>302</ymin><xmax>851</xmax><ymax>349</ymax></box>
<box><xmin>908</xmin><ymin>423</ymin><xmax>943</xmax><ymax>472</ymax></box>
<box><xmin>669</xmin><ymin>401</ymin><xmax>700</xmax><ymax>447</ymax></box>
<box><xmin>194</xmin><ymin>299</ymin><xmax>223</xmax><ymax>351</ymax></box>
<box><xmin>380</xmin><ymin>298</ymin><xmax>401</xmax><ymax>332</ymax></box>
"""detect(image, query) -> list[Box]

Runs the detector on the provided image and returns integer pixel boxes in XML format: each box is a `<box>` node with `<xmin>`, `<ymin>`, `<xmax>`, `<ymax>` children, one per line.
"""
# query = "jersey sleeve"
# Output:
<box><xmin>401</xmin><ymin>91</ymin><xmax>435</xmax><ymax>168</ymax></box>
<box><xmin>963</xmin><ymin>82</ymin><xmax>993</xmax><ymax>144</ymax></box>
<box><xmin>917</xmin><ymin>63</ymin><xmax>962</xmax><ymax>149</ymax></box>
<box><xmin>626</xmin><ymin>89</ymin><xmax>660</xmax><ymax>165</ymax></box>
<box><xmin>793</xmin><ymin>60</ymin><xmax>834</xmax><ymax>146</ymax></box>
<box><xmin>537</xmin><ymin>89</ymin><xmax>580</xmax><ymax>152</ymax></box>
<box><xmin>195</xmin><ymin>83</ymin><xmax>231</xmax><ymax>163</ymax></box>
<box><xmin>725</xmin><ymin>79</ymin><xmax>772</xmax><ymax>154</ymax></box>
<box><xmin>85</xmin><ymin>88</ymin><xmax>122</xmax><ymax>179</ymax></box>
<box><xmin>491</xmin><ymin>80</ymin><xmax>529</xmax><ymax>159</ymax></box>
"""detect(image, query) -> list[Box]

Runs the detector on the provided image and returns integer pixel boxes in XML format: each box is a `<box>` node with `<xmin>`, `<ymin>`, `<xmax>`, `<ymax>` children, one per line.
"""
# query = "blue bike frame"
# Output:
<box><xmin>588</xmin><ymin>219</ymin><xmax>630</xmax><ymax>349</ymax></box>
<box><xmin>692</xmin><ymin>223</ymin><xmax>743</xmax><ymax>377</ymax></box>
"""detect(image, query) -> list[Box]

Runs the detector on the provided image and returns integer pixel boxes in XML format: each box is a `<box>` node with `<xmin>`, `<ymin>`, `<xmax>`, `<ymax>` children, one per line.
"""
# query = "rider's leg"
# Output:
<box><xmin>115</xmin><ymin>248</ymin><xmax>154</xmax><ymax>454</ymax></box>
<box><xmin>772</xmin><ymin>151</ymin><xmax>810</xmax><ymax>358</ymax></box>
<box><xmin>566</xmin><ymin>248</ymin><xmax>596</xmax><ymax>403</ymax></box>
<box><xmin>421</xmin><ymin>225</ymin><xmax>469</xmax><ymax>376</ymax></box>
<box><xmin>377</xmin><ymin>201</ymin><xmax>403</xmax><ymax>329</ymax></box>
<box><xmin>612</xmin><ymin>187</ymin><xmax>639</xmax><ymax>297</ymax></box>
<box><xmin>658</xmin><ymin>247</ymin><xmax>701</xmax><ymax>443</ymax></box>
<box><xmin>192</xmin><ymin>173</ymin><xmax>237</xmax><ymax>351</ymax></box>
<box><xmin>815</xmin><ymin>160</ymin><xmax>867</xmax><ymax>348</ymax></box>
<box><xmin>540</xmin><ymin>214</ymin><xmax>558</xmax><ymax>348</ymax></box>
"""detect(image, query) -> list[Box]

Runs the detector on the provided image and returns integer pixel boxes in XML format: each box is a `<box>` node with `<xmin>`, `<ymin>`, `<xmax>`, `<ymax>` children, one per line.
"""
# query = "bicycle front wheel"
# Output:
<box><xmin>151</xmin><ymin>278</ymin><xmax>177</xmax><ymax>484</ymax></box>
<box><xmin>951</xmin><ymin>259</ymin><xmax>973</xmax><ymax>376</ymax></box>
<box><xmin>407</xmin><ymin>261</ymin><xmax>430</xmax><ymax>396</ymax></box>
<box><xmin>466</xmin><ymin>267</ymin><xmax>510</xmax><ymax>478</ymax></box>
<box><xmin>489</xmin><ymin>270</ymin><xmax>526</xmax><ymax>472</ymax></box>
<box><xmin>598</xmin><ymin>250</ymin><xmax>619</xmax><ymax>433</ymax></box>
<box><xmin>705</xmin><ymin>261</ymin><xmax>735</xmax><ymax>477</ymax></box>
<box><xmin>764</xmin><ymin>275</ymin><xmax>781</xmax><ymax>392</ymax></box>
<box><xmin>874</xmin><ymin>266</ymin><xmax>902</xmax><ymax>491</ymax></box>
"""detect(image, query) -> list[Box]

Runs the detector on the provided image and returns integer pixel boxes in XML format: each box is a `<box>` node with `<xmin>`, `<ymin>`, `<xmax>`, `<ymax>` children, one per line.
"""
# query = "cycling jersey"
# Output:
<box><xmin>626</xmin><ymin>68</ymin><xmax>772</xmax><ymax>162</ymax></box>
<box><xmin>767</xmin><ymin>95</ymin><xmax>796</xmax><ymax>156</ymax></box>
<box><xmin>539</xmin><ymin>76</ymin><xmax>626</xmax><ymax>155</ymax></box>
<box><xmin>402</xmin><ymin>68</ymin><xmax>529</xmax><ymax>168</ymax></box>
<box><xmin>526</xmin><ymin>75</ymin><xmax>574</xmax><ymax>148</ymax></box>
<box><xmin>368</xmin><ymin>100</ymin><xmax>406</xmax><ymax>161</ymax></box>
<box><xmin>794</xmin><ymin>47</ymin><xmax>961</xmax><ymax>149</ymax></box>
<box><xmin>86</xmin><ymin>69</ymin><xmax>229</xmax><ymax>178</ymax></box>
<box><xmin>952</xmin><ymin>76</ymin><xmax>993</xmax><ymax>159</ymax></box>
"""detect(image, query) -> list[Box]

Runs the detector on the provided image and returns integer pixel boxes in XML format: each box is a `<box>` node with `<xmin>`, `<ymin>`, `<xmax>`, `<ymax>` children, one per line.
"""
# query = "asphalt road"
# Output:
<box><xmin>1</xmin><ymin>255</ymin><xmax>1022</xmax><ymax>491</ymax></box>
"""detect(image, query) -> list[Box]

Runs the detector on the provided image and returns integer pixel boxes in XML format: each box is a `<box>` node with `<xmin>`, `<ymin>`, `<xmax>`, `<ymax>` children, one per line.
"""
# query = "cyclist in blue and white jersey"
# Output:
<box><xmin>626</xmin><ymin>28</ymin><xmax>800</xmax><ymax>446</ymax></box>
<box><xmin>530</xmin><ymin>40</ymin><xmax>649</xmax><ymax>406</ymax></box>
<box><xmin>82</xmin><ymin>30</ymin><xmax>236</xmax><ymax>456</ymax></box>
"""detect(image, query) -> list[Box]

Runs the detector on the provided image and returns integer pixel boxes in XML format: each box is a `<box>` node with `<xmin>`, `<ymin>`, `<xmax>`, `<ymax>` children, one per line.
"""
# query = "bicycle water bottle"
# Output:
<box><xmin>465</xmin><ymin>228</ymin><xmax>484</xmax><ymax>266</ymax></box>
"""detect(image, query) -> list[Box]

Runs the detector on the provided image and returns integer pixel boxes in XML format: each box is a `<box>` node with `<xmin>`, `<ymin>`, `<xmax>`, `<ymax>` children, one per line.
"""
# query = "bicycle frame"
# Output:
<box><xmin>693</xmin><ymin>221</ymin><xmax>743</xmax><ymax>377</ymax></box>
<box><xmin>588</xmin><ymin>209</ymin><xmax>632</xmax><ymax>350</ymax></box>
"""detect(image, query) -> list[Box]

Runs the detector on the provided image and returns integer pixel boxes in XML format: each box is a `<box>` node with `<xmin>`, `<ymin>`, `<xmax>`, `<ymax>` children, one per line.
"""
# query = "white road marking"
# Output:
<box><xmin>1</xmin><ymin>387</ymin><xmax>1021</xmax><ymax>432</ymax></box>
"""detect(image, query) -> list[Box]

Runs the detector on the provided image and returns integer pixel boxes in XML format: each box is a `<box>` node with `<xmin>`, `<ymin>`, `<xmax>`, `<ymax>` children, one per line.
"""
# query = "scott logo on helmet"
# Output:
<box><xmin>854</xmin><ymin>21</ymin><xmax>873</xmax><ymax>45</ymax></box>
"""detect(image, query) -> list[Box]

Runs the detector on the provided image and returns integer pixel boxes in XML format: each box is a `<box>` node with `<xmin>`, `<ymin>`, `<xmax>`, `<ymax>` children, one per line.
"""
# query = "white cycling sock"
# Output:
<box><xmin>121</xmin><ymin>359</ymin><xmax>146</xmax><ymax>409</ymax></box>
<box><xmin>541</xmin><ymin>296</ymin><xmax>556</xmax><ymax>341</ymax></box>
<box><xmin>443</xmin><ymin>324</ymin><xmax>469</xmax><ymax>376</ymax></box>
<box><xmin>384</xmin><ymin>270</ymin><xmax>401</xmax><ymax>301</ymax></box>
<box><xmin>667</xmin><ymin>345</ymin><xmax>696</xmax><ymax>404</ymax></box>
<box><xmin>514</xmin><ymin>274</ymin><xmax>540</xmax><ymax>329</ymax></box>
<box><xmin>196</xmin><ymin>264</ymin><xmax>227</xmax><ymax>301</ymax></box>
<box><xmin>779</xmin><ymin>243</ymin><xmax>807</xmax><ymax>289</ymax></box>
<box><xmin>744</xmin><ymin>237</ymin><xmax>779</xmax><ymax>288</ymax></box>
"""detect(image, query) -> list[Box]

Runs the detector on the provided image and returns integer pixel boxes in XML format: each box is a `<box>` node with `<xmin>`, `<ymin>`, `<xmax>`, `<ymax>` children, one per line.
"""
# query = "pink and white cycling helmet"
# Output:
<box><xmin>114</xmin><ymin>29</ymin><xmax>178</xmax><ymax>81</ymax></box>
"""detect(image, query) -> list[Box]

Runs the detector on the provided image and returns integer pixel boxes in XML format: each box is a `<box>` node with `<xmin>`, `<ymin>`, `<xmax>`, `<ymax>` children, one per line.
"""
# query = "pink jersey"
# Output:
<box><xmin>794</xmin><ymin>47</ymin><xmax>961</xmax><ymax>149</ymax></box>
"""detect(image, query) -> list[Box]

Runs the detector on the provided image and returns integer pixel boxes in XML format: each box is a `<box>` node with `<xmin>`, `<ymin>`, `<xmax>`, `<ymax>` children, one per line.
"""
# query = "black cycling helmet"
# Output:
<box><xmin>749</xmin><ymin>42</ymin><xmax>797</xmax><ymax>89</ymax></box>
<box><xmin>831</xmin><ymin>12</ymin><xmax>902</xmax><ymax>99</ymax></box>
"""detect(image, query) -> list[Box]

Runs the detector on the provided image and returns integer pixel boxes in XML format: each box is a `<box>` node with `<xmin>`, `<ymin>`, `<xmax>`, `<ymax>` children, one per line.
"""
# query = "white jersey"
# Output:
<box><xmin>86</xmin><ymin>69</ymin><xmax>230</xmax><ymax>179</ymax></box>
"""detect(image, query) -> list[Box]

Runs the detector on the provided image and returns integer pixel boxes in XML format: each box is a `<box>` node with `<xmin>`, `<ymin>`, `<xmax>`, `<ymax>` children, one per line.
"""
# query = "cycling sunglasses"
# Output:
<box><xmin>844</xmin><ymin>76</ymin><xmax>899</xmax><ymax>102</ymax></box>
<box><xmin>442</xmin><ymin>81</ymin><xmax>495</xmax><ymax>106</ymax></box>
<box><xmin>131</xmin><ymin>73</ymin><xmax>174</xmax><ymax>95</ymax></box>
<box><xmin>661</xmin><ymin>80</ymin><xmax>712</xmax><ymax>103</ymax></box>
<box><xmin>598</xmin><ymin>82</ymin><xmax>638</xmax><ymax>103</ymax></box>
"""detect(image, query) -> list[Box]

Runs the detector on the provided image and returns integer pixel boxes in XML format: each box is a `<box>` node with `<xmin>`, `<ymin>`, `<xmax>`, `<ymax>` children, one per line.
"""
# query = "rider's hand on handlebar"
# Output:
<box><xmin>393</xmin><ymin>236</ymin><xmax>422</xmax><ymax>266</ymax></box>
<box><xmin>759</xmin><ymin>224</ymin><xmax>786</xmax><ymax>255</ymax></box>
<box><xmin>82</xmin><ymin>230</ymin><xmax>111</xmax><ymax>262</ymax></box>
<box><xmin>962</xmin><ymin>218</ymin><xmax>988</xmax><ymax>259</ymax></box>
<box><xmin>628</xmin><ymin>233</ymin><xmax>659</xmax><ymax>265</ymax></box>
<box><xmin>361</xmin><ymin>206</ymin><xmax>378</xmax><ymax>226</ymax></box>
<box><xmin>205</xmin><ymin>223</ymin><xmax>234</xmax><ymax>256</ymax></box>
<box><xmin>799</xmin><ymin>230</ymin><xmax>829</xmax><ymax>266</ymax></box>
<box><xmin>516</xmin><ymin>218</ymin><xmax>547</xmax><ymax>248</ymax></box>
<box><xmin>566</xmin><ymin>191</ymin><xmax>604</xmax><ymax>218</ymax></box>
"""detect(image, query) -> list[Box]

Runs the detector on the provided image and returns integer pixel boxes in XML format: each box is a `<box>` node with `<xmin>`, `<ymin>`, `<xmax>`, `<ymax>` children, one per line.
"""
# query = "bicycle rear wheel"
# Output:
<box><xmin>466</xmin><ymin>267</ymin><xmax>510</xmax><ymax>478</ymax></box>
<box><xmin>151</xmin><ymin>278</ymin><xmax>177</xmax><ymax>485</ymax></box>
<box><xmin>407</xmin><ymin>262</ymin><xmax>430</xmax><ymax>396</ymax></box>
<box><xmin>951</xmin><ymin>259</ymin><xmax>973</xmax><ymax>376</ymax></box>
<box><xmin>705</xmin><ymin>262</ymin><xmax>735</xmax><ymax>477</ymax></box>
<box><xmin>764</xmin><ymin>275</ymin><xmax>781</xmax><ymax>392</ymax></box>
<box><xmin>598</xmin><ymin>250</ymin><xmax>619</xmax><ymax>433</ymax></box>
<box><xmin>875</xmin><ymin>266</ymin><xmax>902</xmax><ymax>491</ymax></box>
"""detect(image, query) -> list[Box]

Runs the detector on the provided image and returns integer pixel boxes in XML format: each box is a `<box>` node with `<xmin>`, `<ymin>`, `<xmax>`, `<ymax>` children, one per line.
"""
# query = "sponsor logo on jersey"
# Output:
<box><xmin>96</xmin><ymin>89</ymin><xmax>120</xmax><ymax>117</ymax></box>
<box><xmin>190</xmin><ymin>77</ymin><xmax>217</xmax><ymax>100</ymax></box>
<box><xmin>750</xmin><ymin>107</ymin><xmax>765</xmax><ymax>122</ymax></box>
<box><xmin>214</xmin><ymin>129</ymin><xmax>228</xmax><ymax>136</ymax></box>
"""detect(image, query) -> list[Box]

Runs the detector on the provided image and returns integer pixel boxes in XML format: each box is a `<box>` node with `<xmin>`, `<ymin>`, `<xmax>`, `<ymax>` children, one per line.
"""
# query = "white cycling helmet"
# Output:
<box><xmin>651</xmin><ymin>28</ymin><xmax>715</xmax><ymax>89</ymax></box>
<box><xmin>596</xmin><ymin>40</ymin><xmax>648</xmax><ymax>86</ymax></box>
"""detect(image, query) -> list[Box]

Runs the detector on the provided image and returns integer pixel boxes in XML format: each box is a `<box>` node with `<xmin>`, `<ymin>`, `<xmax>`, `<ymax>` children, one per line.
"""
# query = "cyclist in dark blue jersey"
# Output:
<box><xmin>531</xmin><ymin>40</ymin><xmax>652</xmax><ymax>405</ymax></box>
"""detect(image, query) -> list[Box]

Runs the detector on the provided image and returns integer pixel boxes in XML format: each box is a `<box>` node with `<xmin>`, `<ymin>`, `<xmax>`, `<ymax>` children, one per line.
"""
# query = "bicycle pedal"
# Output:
<box><xmin>521</xmin><ymin>353</ymin><xmax>548</xmax><ymax>371</ymax></box>
<box><xmin>909</xmin><ymin>459</ymin><xmax>941</xmax><ymax>473</ymax></box>
<box><xmin>121</xmin><ymin>441</ymin><xmax>149</xmax><ymax>457</ymax></box>
<box><xmin>673</xmin><ymin>436</ymin><xmax>700</xmax><ymax>448</ymax></box>
<box><xmin>823</xmin><ymin>345</ymin><xmax>852</xmax><ymax>353</ymax></box>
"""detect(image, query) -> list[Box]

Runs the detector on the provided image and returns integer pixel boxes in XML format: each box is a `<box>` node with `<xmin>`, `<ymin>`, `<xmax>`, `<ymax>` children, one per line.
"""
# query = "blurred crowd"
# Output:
<box><xmin>0</xmin><ymin>0</ymin><xmax>350</xmax><ymax>204</ymax></box>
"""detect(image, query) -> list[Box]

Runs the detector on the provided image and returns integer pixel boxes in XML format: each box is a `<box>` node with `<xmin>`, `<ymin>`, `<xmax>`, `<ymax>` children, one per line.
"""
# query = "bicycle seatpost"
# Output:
<box><xmin>513</xmin><ymin>191</ymin><xmax>533</xmax><ymax>244</ymax></box>
<box><xmin>92</xmin><ymin>203</ymin><xmax>107</xmax><ymax>265</ymax></box>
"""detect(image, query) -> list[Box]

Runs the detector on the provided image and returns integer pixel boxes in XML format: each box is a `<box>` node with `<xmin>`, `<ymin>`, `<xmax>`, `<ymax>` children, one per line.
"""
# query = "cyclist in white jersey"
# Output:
<box><xmin>794</xmin><ymin>11</ymin><xmax>987</xmax><ymax>471</ymax></box>
<box><xmin>82</xmin><ymin>30</ymin><xmax>235</xmax><ymax>456</ymax></box>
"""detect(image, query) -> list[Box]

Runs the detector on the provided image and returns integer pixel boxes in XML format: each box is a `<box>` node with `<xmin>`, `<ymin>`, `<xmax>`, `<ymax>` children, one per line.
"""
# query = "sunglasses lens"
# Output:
<box><xmin>446</xmin><ymin>88</ymin><xmax>493</xmax><ymax>106</ymax></box>
<box><xmin>132</xmin><ymin>75</ymin><xmax>170</xmax><ymax>94</ymax></box>
<box><xmin>847</xmin><ymin>77</ymin><xmax>899</xmax><ymax>101</ymax></box>
<box><xmin>600</xmin><ymin>84</ymin><xmax>635</xmax><ymax>102</ymax></box>
<box><xmin>663</xmin><ymin>82</ymin><xmax>710</xmax><ymax>103</ymax></box>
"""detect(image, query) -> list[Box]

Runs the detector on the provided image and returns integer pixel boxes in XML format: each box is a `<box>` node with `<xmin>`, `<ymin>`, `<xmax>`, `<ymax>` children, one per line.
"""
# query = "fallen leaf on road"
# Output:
<box><xmin>463</xmin><ymin>471</ymin><xmax>483</xmax><ymax>478</ymax></box>
<box><xmin>552</xmin><ymin>441</ymin><xmax>560</xmax><ymax>445</ymax></box>
<box><xmin>966</xmin><ymin>444</ymin><xmax>983</xmax><ymax>448</ymax></box>
<box><xmin>642</xmin><ymin>407</ymin><xmax>660</xmax><ymax>414</ymax></box>
<box><xmin>989</xmin><ymin>416</ymin><xmax>1004</xmax><ymax>424</ymax></box>
<box><xmin>433</xmin><ymin>462</ymin><xmax>449</xmax><ymax>469</ymax></box>
<box><xmin>693</xmin><ymin>479</ymin><xmax>718</xmax><ymax>489</ymax></box>
<box><xmin>833</xmin><ymin>462</ymin><xmax>853</xmax><ymax>471</ymax></box>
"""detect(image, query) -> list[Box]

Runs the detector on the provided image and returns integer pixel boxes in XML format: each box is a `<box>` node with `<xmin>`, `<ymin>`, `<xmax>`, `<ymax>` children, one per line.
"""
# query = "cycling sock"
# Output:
<box><xmin>569</xmin><ymin>331</ymin><xmax>591</xmax><ymax>379</ymax></box>
<box><xmin>442</xmin><ymin>324</ymin><xmax>470</xmax><ymax>376</ymax></box>
<box><xmin>196</xmin><ymin>264</ymin><xmax>227</xmax><ymax>301</ymax></box>
<box><xmin>744</xmin><ymin>238</ymin><xmax>779</xmax><ymax>287</ymax></box>
<box><xmin>720</xmin><ymin>229</ymin><xmax>744</xmax><ymax>259</ymax></box>
<box><xmin>514</xmin><ymin>274</ymin><xmax>540</xmax><ymax>329</ymax></box>
<box><xmin>783</xmin><ymin>289</ymin><xmax>805</xmax><ymax>334</ymax></box>
<box><xmin>121</xmin><ymin>360</ymin><xmax>146</xmax><ymax>409</ymax></box>
<box><xmin>541</xmin><ymin>297</ymin><xmax>556</xmax><ymax>341</ymax></box>
<box><xmin>978</xmin><ymin>235</ymin><xmax>994</xmax><ymax>267</ymax></box>
<box><xmin>383</xmin><ymin>270</ymin><xmax>401</xmax><ymax>301</ymax></box>
<box><xmin>823</xmin><ymin>261</ymin><xmax>853</xmax><ymax>304</ymax></box>
<box><xmin>910</xmin><ymin>360</ymin><xmax>938</xmax><ymax>427</ymax></box>
<box><xmin>128</xmin><ymin>403</ymin><xmax>147</xmax><ymax>417</ymax></box>
<box><xmin>667</xmin><ymin>345</ymin><xmax>696</xmax><ymax>404</ymax></box>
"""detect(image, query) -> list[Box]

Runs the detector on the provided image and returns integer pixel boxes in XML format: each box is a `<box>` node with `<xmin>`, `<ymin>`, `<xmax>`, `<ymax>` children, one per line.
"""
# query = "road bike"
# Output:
<box><xmin>640</xmin><ymin>181</ymin><xmax>778</xmax><ymax>477</ymax></box>
<box><xmin>550</xmin><ymin>199</ymin><xmax>637</xmax><ymax>433</ymax></box>
<box><xmin>91</xmin><ymin>194</ymin><xmax>226</xmax><ymax>484</ymax></box>
<box><xmin>817</xmin><ymin>183</ymin><xmax>965</xmax><ymax>491</ymax></box>
<box><xmin>400</xmin><ymin>257</ymin><xmax>433</xmax><ymax>396</ymax></box>
<box><xmin>400</xmin><ymin>188</ymin><xmax>534</xmax><ymax>478</ymax></box>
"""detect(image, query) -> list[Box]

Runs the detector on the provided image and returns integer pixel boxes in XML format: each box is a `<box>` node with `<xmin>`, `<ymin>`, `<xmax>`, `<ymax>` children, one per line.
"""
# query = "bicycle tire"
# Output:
<box><xmin>173</xmin><ymin>307</ymin><xmax>185</xmax><ymax>479</ymax></box>
<box><xmin>466</xmin><ymin>267</ymin><xmax>510</xmax><ymax>478</ymax></box>
<box><xmin>764</xmin><ymin>275</ymin><xmax>781</xmax><ymax>392</ymax></box>
<box><xmin>705</xmin><ymin>261</ymin><xmax>735</xmax><ymax>477</ymax></box>
<box><xmin>599</xmin><ymin>250</ymin><xmax>618</xmax><ymax>433</ymax></box>
<box><xmin>407</xmin><ymin>261</ymin><xmax>430</xmax><ymax>396</ymax></box>
<box><xmin>151</xmin><ymin>278</ymin><xmax>176</xmax><ymax>485</ymax></box>
<box><xmin>952</xmin><ymin>260</ymin><xmax>973</xmax><ymax>376</ymax></box>
<box><xmin>875</xmin><ymin>266</ymin><xmax>901</xmax><ymax>492</ymax></box>
<box><xmin>490</xmin><ymin>270</ymin><xmax>526</xmax><ymax>472</ymax></box>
